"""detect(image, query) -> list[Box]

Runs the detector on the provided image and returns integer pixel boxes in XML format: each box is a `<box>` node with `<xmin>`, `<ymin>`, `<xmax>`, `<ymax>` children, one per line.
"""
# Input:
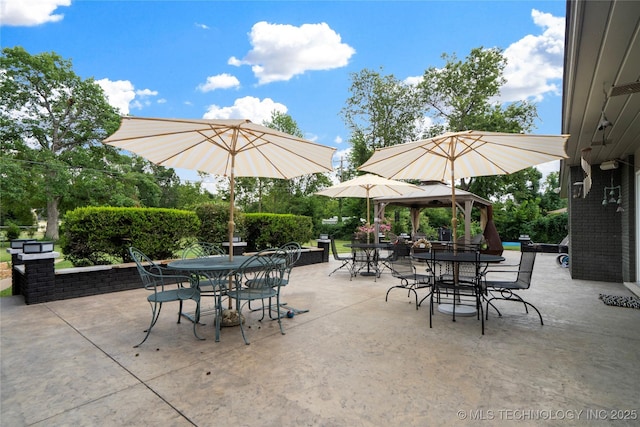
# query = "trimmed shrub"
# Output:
<box><xmin>194</xmin><ymin>202</ymin><xmax>245</xmax><ymax>244</ymax></box>
<box><xmin>244</xmin><ymin>213</ymin><xmax>313</xmax><ymax>251</ymax></box>
<box><xmin>5</xmin><ymin>222</ymin><xmax>21</xmax><ymax>241</ymax></box>
<box><xmin>60</xmin><ymin>207</ymin><xmax>200</xmax><ymax>266</ymax></box>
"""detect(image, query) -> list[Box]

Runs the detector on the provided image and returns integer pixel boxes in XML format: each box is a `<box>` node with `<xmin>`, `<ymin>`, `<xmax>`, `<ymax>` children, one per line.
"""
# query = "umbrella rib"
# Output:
<box><xmin>236</xmin><ymin>129</ymin><xmax>333</xmax><ymax>177</ymax></box>
<box><xmin>449</xmin><ymin>136</ymin><xmax>512</xmax><ymax>176</ymax></box>
<box><xmin>150</xmin><ymin>130</ymin><xmax>233</xmax><ymax>168</ymax></box>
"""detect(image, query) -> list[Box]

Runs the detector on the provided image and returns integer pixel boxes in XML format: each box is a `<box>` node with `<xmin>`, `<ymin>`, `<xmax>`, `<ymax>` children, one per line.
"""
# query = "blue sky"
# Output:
<box><xmin>1</xmin><ymin>0</ymin><xmax>567</xmax><ymax>188</ymax></box>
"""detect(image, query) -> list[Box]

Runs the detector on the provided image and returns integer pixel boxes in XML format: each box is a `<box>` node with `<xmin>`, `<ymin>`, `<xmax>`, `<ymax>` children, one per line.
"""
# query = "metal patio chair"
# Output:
<box><xmin>427</xmin><ymin>246</ymin><xmax>485</xmax><ymax>334</ymax></box>
<box><xmin>328</xmin><ymin>237</ymin><xmax>355</xmax><ymax>277</ymax></box>
<box><xmin>484</xmin><ymin>250</ymin><xmax>543</xmax><ymax>325</ymax></box>
<box><xmin>227</xmin><ymin>248</ymin><xmax>287</xmax><ymax>345</ymax></box>
<box><xmin>385</xmin><ymin>248</ymin><xmax>432</xmax><ymax>309</ymax></box>
<box><xmin>181</xmin><ymin>241</ymin><xmax>228</xmax><ymax>334</ymax></box>
<box><xmin>129</xmin><ymin>247</ymin><xmax>202</xmax><ymax>347</ymax></box>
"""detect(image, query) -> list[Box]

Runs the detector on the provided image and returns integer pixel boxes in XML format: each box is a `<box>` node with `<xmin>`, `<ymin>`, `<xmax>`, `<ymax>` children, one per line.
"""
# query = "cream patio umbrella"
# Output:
<box><xmin>359</xmin><ymin>130</ymin><xmax>569</xmax><ymax>249</ymax></box>
<box><xmin>316</xmin><ymin>173</ymin><xmax>421</xmax><ymax>241</ymax></box>
<box><xmin>103</xmin><ymin>117</ymin><xmax>336</xmax><ymax>259</ymax></box>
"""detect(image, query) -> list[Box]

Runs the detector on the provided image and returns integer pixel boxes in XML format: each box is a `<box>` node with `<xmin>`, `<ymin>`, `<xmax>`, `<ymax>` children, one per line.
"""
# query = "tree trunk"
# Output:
<box><xmin>45</xmin><ymin>197</ymin><xmax>60</xmax><ymax>240</ymax></box>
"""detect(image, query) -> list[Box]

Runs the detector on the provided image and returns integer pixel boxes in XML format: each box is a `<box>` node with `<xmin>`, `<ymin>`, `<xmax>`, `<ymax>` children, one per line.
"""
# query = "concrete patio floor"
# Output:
<box><xmin>2</xmin><ymin>251</ymin><xmax>640</xmax><ymax>426</ymax></box>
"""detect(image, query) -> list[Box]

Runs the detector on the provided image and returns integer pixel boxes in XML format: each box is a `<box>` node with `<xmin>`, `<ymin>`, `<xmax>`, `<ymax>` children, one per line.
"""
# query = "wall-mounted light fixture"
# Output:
<box><xmin>572</xmin><ymin>181</ymin><xmax>583</xmax><ymax>199</ymax></box>
<box><xmin>600</xmin><ymin>160</ymin><xmax>619</xmax><ymax>170</ymax></box>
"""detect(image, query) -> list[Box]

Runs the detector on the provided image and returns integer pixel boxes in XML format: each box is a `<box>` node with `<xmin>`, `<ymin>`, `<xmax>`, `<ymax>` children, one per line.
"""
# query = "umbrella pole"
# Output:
<box><xmin>450</xmin><ymin>157</ymin><xmax>457</xmax><ymax>253</ymax></box>
<box><xmin>227</xmin><ymin>151</ymin><xmax>236</xmax><ymax>310</ymax></box>
<box><xmin>366</xmin><ymin>190</ymin><xmax>371</xmax><ymax>243</ymax></box>
<box><xmin>228</xmin><ymin>177</ymin><xmax>235</xmax><ymax>262</ymax></box>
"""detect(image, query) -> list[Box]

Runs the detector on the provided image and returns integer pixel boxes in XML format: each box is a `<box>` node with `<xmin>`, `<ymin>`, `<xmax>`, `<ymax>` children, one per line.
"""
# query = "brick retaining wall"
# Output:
<box><xmin>12</xmin><ymin>246</ymin><xmax>327</xmax><ymax>304</ymax></box>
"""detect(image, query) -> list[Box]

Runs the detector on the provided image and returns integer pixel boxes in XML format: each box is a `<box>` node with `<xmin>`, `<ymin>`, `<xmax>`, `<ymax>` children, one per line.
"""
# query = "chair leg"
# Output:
<box><xmin>214</xmin><ymin>294</ymin><xmax>222</xmax><ymax>342</ymax></box>
<box><xmin>429</xmin><ymin>290</ymin><xmax>435</xmax><ymax>329</ymax></box>
<box><xmin>192</xmin><ymin>300</ymin><xmax>204</xmax><ymax>341</ymax></box>
<box><xmin>329</xmin><ymin>260</ymin><xmax>351</xmax><ymax>276</ymax></box>
<box><xmin>485</xmin><ymin>292</ymin><xmax>544</xmax><ymax>325</ymax></box>
<box><xmin>385</xmin><ymin>280</ymin><xmax>420</xmax><ymax>310</ymax></box>
<box><xmin>485</xmin><ymin>297</ymin><xmax>502</xmax><ymax>319</ymax></box>
<box><xmin>237</xmin><ymin>299</ymin><xmax>250</xmax><ymax>345</ymax></box>
<box><xmin>134</xmin><ymin>301</ymin><xmax>159</xmax><ymax>348</ymax></box>
<box><xmin>276</xmin><ymin>293</ymin><xmax>285</xmax><ymax>336</ymax></box>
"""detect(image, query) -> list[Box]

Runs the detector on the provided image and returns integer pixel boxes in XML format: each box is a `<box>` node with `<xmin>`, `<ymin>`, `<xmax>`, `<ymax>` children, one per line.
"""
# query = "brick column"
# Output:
<box><xmin>18</xmin><ymin>252</ymin><xmax>60</xmax><ymax>304</ymax></box>
<box><xmin>316</xmin><ymin>239</ymin><xmax>330</xmax><ymax>262</ymax></box>
<box><xmin>8</xmin><ymin>249</ymin><xmax>25</xmax><ymax>296</ymax></box>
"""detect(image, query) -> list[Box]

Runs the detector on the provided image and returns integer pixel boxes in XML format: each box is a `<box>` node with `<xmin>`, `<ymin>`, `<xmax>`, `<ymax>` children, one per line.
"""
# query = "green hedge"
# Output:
<box><xmin>194</xmin><ymin>203</ymin><xmax>245</xmax><ymax>244</ymax></box>
<box><xmin>60</xmin><ymin>207</ymin><xmax>200</xmax><ymax>266</ymax></box>
<box><xmin>244</xmin><ymin>213</ymin><xmax>313</xmax><ymax>251</ymax></box>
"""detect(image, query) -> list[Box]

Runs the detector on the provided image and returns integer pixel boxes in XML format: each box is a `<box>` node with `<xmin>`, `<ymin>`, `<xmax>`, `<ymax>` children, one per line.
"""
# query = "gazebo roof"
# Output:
<box><xmin>373</xmin><ymin>181</ymin><xmax>491</xmax><ymax>209</ymax></box>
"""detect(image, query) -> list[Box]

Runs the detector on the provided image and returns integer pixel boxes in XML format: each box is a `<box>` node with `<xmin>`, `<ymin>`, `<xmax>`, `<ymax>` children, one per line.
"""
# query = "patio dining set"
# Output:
<box><xmin>129</xmin><ymin>241</ymin><xmax>302</xmax><ymax>347</ymax></box>
<box><xmin>329</xmin><ymin>236</ymin><xmax>542</xmax><ymax>335</ymax></box>
<box><xmin>130</xmin><ymin>233</ymin><xmax>542</xmax><ymax>349</ymax></box>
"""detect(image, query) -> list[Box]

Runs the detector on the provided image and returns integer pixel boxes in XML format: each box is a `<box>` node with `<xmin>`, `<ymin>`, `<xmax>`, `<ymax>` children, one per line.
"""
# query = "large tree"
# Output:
<box><xmin>339</xmin><ymin>48</ymin><xmax>548</xmax><ymax>238</ymax></box>
<box><xmin>340</xmin><ymin>68</ymin><xmax>425</xmax><ymax>171</ymax></box>
<box><xmin>0</xmin><ymin>47</ymin><xmax>121</xmax><ymax>239</ymax></box>
<box><xmin>417</xmin><ymin>47</ymin><xmax>539</xmax><ymax>197</ymax></box>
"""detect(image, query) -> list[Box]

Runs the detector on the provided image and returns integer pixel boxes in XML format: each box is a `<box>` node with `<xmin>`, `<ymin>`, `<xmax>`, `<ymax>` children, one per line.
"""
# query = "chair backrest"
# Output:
<box><xmin>238</xmin><ymin>248</ymin><xmax>287</xmax><ymax>290</ymax></box>
<box><xmin>390</xmin><ymin>254</ymin><xmax>415</xmax><ymax>279</ymax></box>
<box><xmin>515</xmin><ymin>251</ymin><xmax>537</xmax><ymax>289</ymax></box>
<box><xmin>182</xmin><ymin>242</ymin><xmax>225</xmax><ymax>259</ymax></box>
<box><xmin>129</xmin><ymin>247</ymin><xmax>165</xmax><ymax>291</ymax></box>
<box><xmin>430</xmin><ymin>245</ymin><xmax>481</xmax><ymax>284</ymax></box>
<box><xmin>330</xmin><ymin>238</ymin><xmax>341</xmax><ymax>260</ymax></box>
<box><xmin>456</xmin><ymin>245</ymin><xmax>482</xmax><ymax>282</ymax></box>
<box><xmin>279</xmin><ymin>242</ymin><xmax>302</xmax><ymax>269</ymax></box>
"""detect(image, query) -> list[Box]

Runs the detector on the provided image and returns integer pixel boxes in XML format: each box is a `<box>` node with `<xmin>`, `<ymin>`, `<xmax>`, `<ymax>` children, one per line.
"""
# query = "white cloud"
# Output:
<box><xmin>195</xmin><ymin>22</ymin><xmax>209</xmax><ymax>30</ymax></box>
<box><xmin>302</xmin><ymin>132</ymin><xmax>318</xmax><ymax>142</ymax></box>
<box><xmin>96</xmin><ymin>78</ymin><xmax>158</xmax><ymax>114</ymax></box>
<box><xmin>536</xmin><ymin>160</ymin><xmax>560</xmax><ymax>180</ymax></box>
<box><xmin>335</xmin><ymin>147</ymin><xmax>351</xmax><ymax>162</ymax></box>
<box><xmin>500</xmin><ymin>9</ymin><xmax>565</xmax><ymax>102</ymax></box>
<box><xmin>404</xmin><ymin>76</ymin><xmax>423</xmax><ymax>86</ymax></box>
<box><xmin>197</xmin><ymin>73</ymin><xmax>240</xmax><ymax>92</ymax></box>
<box><xmin>229</xmin><ymin>21</ymin><xmax>355</xmax><ymax>84</ymax></box>
<box><xmin>334</xmin><ymin>135</ymin><xmax>343</xmax><ymax>144</ymax></box>
<box><xmin>96</xmin><ymin>79</ymin><xmax>135</xmax><ymax>115</ymax></box>
<box><xmin>405</xmin><ymin>10</ymin><xmax>564</xmax><ymax>106</ymax></box>
<box><xmin>0</xmin><ymin>0</ymin><xmax>71</xmax><ymax>26</ymax></box>
<box><xmin>202</xmin><ymin>96</ymin><xmax>287</xmax><ymax>123</ymax></box>
<box><xmin>135</xmin><ymin>88</ymin><xmax>158</xmax><ymax>97</ymax></box>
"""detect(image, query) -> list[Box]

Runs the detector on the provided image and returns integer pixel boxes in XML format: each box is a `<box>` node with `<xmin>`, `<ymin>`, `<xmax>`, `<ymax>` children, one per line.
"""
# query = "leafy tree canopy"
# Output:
<box><xmin>0</xmin><ymin>47</ymin><xmax>121</xmax><ymax>238</ymax></box>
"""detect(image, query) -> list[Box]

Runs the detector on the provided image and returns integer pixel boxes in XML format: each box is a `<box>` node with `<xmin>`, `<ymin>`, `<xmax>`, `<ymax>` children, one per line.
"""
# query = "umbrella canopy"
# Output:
<box><xmin>104</xmin><ymin>116</ymin><xmax>336</xmax><ymax>259</ymax></box>
<box><xmin>359</xmin><ymin>130</ymin><xmax>569</xmax><ymax>247</ymax></box>
<box><xmin>316</xmin><ymin>173</ymin><xmax>421</xmax><ymax>226</ymax></box>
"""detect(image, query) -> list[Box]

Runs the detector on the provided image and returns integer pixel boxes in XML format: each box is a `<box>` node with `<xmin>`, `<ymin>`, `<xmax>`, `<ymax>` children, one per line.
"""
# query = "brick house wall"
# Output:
<box><xmin>569</xmin><ymin>159</ymin><xmax>635</xmax><ymax>283</ymax></box>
